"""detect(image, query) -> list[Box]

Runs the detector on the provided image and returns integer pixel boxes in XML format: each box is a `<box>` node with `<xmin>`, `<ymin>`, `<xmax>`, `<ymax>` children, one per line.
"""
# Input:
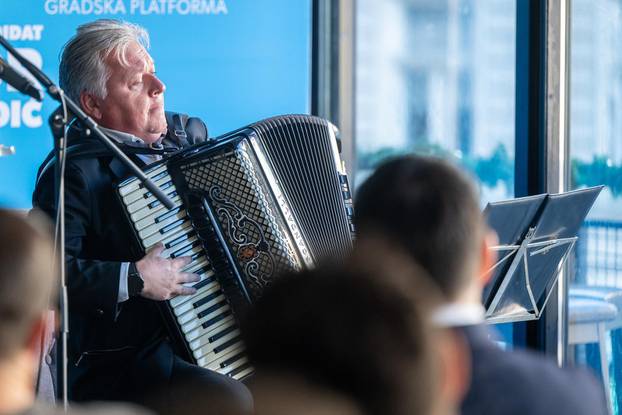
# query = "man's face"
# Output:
<box><xmin>86</xmin><ymin>42</ymin><xmax>167</xmax><ymax>144</ymax></box>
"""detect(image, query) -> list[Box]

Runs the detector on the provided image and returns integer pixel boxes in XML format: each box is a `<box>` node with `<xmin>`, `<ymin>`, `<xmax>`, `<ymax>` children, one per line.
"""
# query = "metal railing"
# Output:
<box><xmin>576</xmin><ymin>220</ymin><xmax>622</xmax><ymax>286</ymax></box>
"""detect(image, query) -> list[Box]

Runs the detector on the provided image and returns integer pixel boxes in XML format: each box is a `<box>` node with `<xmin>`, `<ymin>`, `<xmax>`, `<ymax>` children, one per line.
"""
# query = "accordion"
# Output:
<box><xmin>117</xmin><ymin>115</ymin><xmax>355</xmax><ymax>380</ymax></box>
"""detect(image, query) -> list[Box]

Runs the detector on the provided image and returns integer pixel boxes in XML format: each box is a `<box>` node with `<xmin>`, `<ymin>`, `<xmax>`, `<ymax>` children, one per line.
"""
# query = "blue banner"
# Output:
<box><xmin>0</xmin><ymin>0</ymin><xmax>311</xmax><ymax>208</ymax></box>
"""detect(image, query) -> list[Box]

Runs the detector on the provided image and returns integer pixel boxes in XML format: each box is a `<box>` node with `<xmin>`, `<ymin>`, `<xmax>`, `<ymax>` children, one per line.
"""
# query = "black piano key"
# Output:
<box><xmin>159</xmin><ymin>218</ymin><xmax>185</xmax><ymax>235</ymax></box>
<box><xmin>170</xmin><ymin>240</ymin><xmax>201</xmax><ymax>258</ymax></box>
<box><xmin>148</xmin><ymin>190</ymin><xmax>178</xmax><ymax>209</ymax></box>
<box><xmin>209</xmin><ymin>325</ymin><xmax>237</xmax><ymax>344</ymax></box>
<box><xmin>143</xmin><ymin>181</ymin><xmax>173</xmax><ymax>199</ymax></box>
<box><xmin>227</xmin><ymin>362</ymin><xmax>252</xmax><ymax>378</ymax></box>
<box><xmin>193</xmin><ymin>274</ymin><xmax>215</xmax><ymax>290</ymax></box>
<box><xmin>201</xmin><ymin>310</ymin><xmax>232</xmax><ymax>329</ymax></box>
<box><xmin>155</xmin><ymin>206</ymin><xmax>181</xmax><ymax>224</ymax></box>
<box><xmin>139</xmin><ymin>170</ymin><xmax>168</xmax><ymax>188</ymax></box>
<box><xmin>152</xmin><ymin>170</ymin><xmax>168</xmax><ymax>181</ymax></box>
<box><xmin>191</xmin><ymin>252</ymin><xmax>202</xmax><ymax>261</ymax></box>
<box><xmin>192</xmin><ymin>290</ymin><xmax>223</xmax><ymax>309</ymax></box>
<box><xmin>147</xmin><ymin>199</ymin><xmax>160</xmax><ymax>209</ymax></box>
<box><xmin>194</xmin><ymin>265</ymin><xmax>212</xmax><ymax>276</ymax></box>
<box><xmin>165</xmin><ymin>232</ymin><xmax>194</xmax><ymax>249</ymax></box>
<box><xmin>197</xmin><ymin>300</ymin><xmax>227</xmax><ymax>319</ymax></box>
<box><xmin>214</xmin><ymin>336</ymin><xmax>241</xmax><ymax>354</ymax></box>
<box><xmin>220</xmin><ymin>351</ymin><xmax>245</xmax><ymax>368</ymax></box>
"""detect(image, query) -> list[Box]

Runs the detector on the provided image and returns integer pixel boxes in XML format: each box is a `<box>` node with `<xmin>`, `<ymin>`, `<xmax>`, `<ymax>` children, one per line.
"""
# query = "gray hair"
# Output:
<box><xmin>59</xmin><ymin>19</ymin><xmax>150</xmax><ymax>102</ymax></box>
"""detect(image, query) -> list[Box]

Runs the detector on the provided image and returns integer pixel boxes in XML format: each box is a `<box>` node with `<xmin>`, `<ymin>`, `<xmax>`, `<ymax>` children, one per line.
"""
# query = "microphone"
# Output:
<box><xmin>0</xmin><ymin>56</ymin><xmax>43</xmax><ymax>101</ymax></box>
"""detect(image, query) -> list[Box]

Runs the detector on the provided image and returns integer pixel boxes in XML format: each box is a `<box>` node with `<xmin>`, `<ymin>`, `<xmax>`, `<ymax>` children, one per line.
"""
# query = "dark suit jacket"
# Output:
<box><xmin>460</xmin><ymin>324</ymin><xmax>608</xmax><ymax>415</ymax></box>
<box><xmin>32</xmin><ymin>130</ymin><xmax>177</xmax><ymax>401</ymax></box>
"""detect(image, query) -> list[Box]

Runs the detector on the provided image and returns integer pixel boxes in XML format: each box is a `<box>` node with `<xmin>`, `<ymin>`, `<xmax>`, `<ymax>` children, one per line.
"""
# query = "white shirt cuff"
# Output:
<box><xmin>118</xmin><ymin>262</ymin><xmax>130</xmax><ymax>303</ymax></box>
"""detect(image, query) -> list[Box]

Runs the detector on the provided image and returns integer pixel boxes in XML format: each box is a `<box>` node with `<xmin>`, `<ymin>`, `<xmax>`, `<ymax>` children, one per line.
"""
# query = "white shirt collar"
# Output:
<box><xmin>432</xmin><ymin>302</ymin><xmax>486</xmax><ymax>327</ymax></box>
<box><xmin>101</xmin><ymin>127</ymin><xmax>163</xmax><ymax>149</ymax></box>
<box><xmin>100</xmin><ymin>127</ymin><xmax>163</xmax><ymax>164</ymax></box>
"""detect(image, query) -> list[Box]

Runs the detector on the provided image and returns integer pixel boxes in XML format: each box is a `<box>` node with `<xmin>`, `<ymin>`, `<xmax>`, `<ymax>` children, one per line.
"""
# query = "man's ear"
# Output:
<box><xmin>80</xmin><ymin>92</ymin><xmax>103</xmax><ymax>121</ymax></box>
<box><xmin>478</xmin><ymin>229</ymin><xmax>499</xmax><ymax>286</ymax></box>
<box><xmin>25</xmin><ymin>314</ymin><xmax>46</xmax><ymax>356</ymax></box>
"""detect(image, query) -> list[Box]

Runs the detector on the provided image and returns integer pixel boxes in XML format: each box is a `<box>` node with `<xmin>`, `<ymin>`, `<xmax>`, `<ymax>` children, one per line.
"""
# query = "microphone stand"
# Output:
<box><xmin>0</xmin><ymin>35</ymin><xmax>175</xmax><ymax>410</ymax></box>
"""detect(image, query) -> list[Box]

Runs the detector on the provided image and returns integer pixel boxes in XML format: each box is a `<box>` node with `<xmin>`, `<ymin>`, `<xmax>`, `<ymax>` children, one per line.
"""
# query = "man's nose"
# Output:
<box><xmin>150</xmin><ymin>75</ymin><xmax>166</xmax><ymax>96</ymax></box>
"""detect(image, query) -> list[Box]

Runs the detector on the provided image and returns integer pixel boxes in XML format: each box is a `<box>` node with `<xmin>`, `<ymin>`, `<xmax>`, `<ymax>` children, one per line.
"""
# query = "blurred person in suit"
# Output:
<box><xmin>241</xmin><ymin>241</ymin><xmax>470</xmax><ymax>415</ymax></box>
<box><xmin>354</xmin><ymin>154</ymin><xmax>608</xmax><ymax>415</ymax></box>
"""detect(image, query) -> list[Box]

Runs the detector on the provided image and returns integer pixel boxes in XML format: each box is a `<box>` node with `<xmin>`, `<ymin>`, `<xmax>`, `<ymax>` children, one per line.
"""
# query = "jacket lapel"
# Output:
<box><xmin>106</xmin><ymin>153</ymin><xmax>147</xmax><ymax>182</ymax></box>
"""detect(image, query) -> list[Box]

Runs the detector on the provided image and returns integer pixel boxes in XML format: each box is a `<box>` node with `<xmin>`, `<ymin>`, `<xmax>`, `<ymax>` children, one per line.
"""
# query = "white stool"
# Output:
<box><xmin>568</xmin><ymin>297</ymin><xmax>618</xmax><ymax>413</ymax></box>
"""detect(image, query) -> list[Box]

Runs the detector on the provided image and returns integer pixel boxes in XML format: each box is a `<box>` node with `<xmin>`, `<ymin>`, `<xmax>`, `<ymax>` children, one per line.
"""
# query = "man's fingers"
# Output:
<box><xmin>177</xmin><ymin>272</ymin><xmax>201</xmax><ymax>285</ymax></box>
<box><xmin>173</xmin><ymin>285</ymin><xmax>198</xmax><ymax>296</ymax></box>
<box><xmin>172</xmin><ymin>255</ymin><xmax>193</xmax><ymax>269</ymax></box>
<box><xmin>148</xmin><ymin>242</ymin><xmax>165</xmax><ymax>256</ymax></box>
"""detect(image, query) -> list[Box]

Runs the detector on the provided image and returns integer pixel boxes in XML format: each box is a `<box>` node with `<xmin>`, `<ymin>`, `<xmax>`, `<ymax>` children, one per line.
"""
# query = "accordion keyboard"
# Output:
<box><xmin>118</xmin><ymin>164</ymin><xmax>253</xmax><ymax>380</ymax></box>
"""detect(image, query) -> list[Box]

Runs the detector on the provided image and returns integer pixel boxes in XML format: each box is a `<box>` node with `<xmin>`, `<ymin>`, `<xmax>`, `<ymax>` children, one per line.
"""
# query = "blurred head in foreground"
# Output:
<box><xmin>242</xmin><ymin>240</ymin><xmax>469</xmax><ymax>415</ymax></box>
<box><xmin>354</xmin><ymin>155</ymin><xmax>497</xmax><ymax>305</ymax></box>
<box><xmin>0</xmin><ymin>209</ymin><xmax>56</xmax><ymax>413</ymax></box>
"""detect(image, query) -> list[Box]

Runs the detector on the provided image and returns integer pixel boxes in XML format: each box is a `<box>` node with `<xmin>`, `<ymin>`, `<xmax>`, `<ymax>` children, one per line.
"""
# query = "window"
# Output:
<box><xmin>355</xmin><ymin>0</ymin><xmax>516</xmax><ymax>206</ymax></box>
<box><xmin>352</xmin><ymin>0</ymin><xmax>518</xmax><ymax>348</ymax></box>
<box><xmin>568</xmin><ymin>1</ymin><xmax>622</xmax><ymax>413</ymax></box>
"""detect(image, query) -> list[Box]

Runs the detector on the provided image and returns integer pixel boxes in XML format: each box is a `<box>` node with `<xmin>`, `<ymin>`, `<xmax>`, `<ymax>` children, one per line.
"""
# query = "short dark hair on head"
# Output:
<box><xmin>354</xmin><ymin>155</ymin><xmax>483</xmax><ymax>299</ymax></box>
<box><xmin>242</xmin><ymin>245</ymin><xmax>440</xmax><ymax>415</ymax></box>
<box><xmin>0</xmin><ymin>209</ymin><xmax>55</xmax><ymax>358</ymax></box>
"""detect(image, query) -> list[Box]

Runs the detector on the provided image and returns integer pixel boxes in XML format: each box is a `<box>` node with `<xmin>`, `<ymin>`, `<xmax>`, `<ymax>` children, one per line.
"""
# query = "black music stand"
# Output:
<box><xmin>482</xmin><ymin>186</ymin><xmax>603</xmax><ymax>324</ymax></box>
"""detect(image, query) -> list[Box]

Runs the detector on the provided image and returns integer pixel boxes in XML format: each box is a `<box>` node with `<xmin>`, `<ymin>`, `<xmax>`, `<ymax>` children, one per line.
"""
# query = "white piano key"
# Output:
<box><xmin>146</xmin><ymin>227</ymin><xmax>196</xmax><ymax>253</ymax></box>
<box><xmin>206</xmin><ymin>350</ymin><xmax>248</xmax><ymax>375</ymax></box>
<box><xmin>177</xmin><ymin>297</ymin><xmax>228</xmax><ymax>327</ymax></box>
<box><xmin>167</xmin><ymin>244</ymin><xmax>204</xmax><ymax>260</ymax></box>
<box><xmin>172</xmin><ymin>283</ymin><xmax>223</xmax><ymax>316</ymax></box>
<box><xmin>173</xmin><ymin>285</ymin><xmax>222</xmax><ymax>318</ymax></box>
<box><xmin>188</xmin><ymin>321</ymin><xmax>239</xmax><ymax>349</ymax></box>
<box><xmin>122</xmin><ymin>174</ymin><xmax>172</xmax><ymax>199</ymax></box>
<box><xmin>175</xmin><ymin>290</ymin><xmax>226</xmax><ymax>324</ymax></box>
<box><xmin>118</xmin><ymin>165</ymin><xmax>168</xmax><ymax>196</ymax></box>
<box><xmin>183</xmin><ymin>315</ymin><xmax>235</xmax><ymax>343</ymax></box>
<box><xmin>223</xmin><ymin>357</ymin><xmax>250</xmax><ymax>375</ymax></box>
<box><xmin>189</xmin><ymin>328</ymin><xmax>241</xmax><ymax>354</ymax></box>
<box><xmin>122</xmin><ymin>176</ymin><xmax>173</xmax><ymax>205</ymax></box>
<box><xmin>231</xmin><ymin>366</ymin><xmax>254</xmax><ymax>380</ymax></box>
<box><xmin>182</xmin><ymin>259</ymin><xmax>211</xmax><ymax>274</ymax></box>
<box><xmin>138</xmin><ymin>212</ymin><xmax>189</xmax><ymax>240</ymax></box>
<box><xmin>142</xmin><ymin>220</ymin><xmax>191</xmax><ymax>247</ymax></box>
<box><xmin>194</xmin><ymin>338</ymin><xmax>243</xmax><ymax>367</ymax></box>
<box><xmin>126</xmin><ymin>188</ymin><xmax>180</xmax><ymax>214</ymax></box>
<box><xmin>161</xmin><ymin>235</ymin><xmax>199</xmax><ymax>258</ymax></box>
<box><xmin>130</xmin><ymin>195</ymin><xmax>182</xmax><ymax>222</ymax></box>
<box><xmin>134</xmin><ymin>208</ymin><xmax>186</xmax><ymax>232</ymax></box>
<box><xmin>191</xmin><ymin>329</ymin><xmax>240</xmax><ymax>360</ymax></box>
<box><xmin>169</xmin><ymin>268</ymin><xmax>215</xmax><ymax>308</ymax></box>
<box><xmin>180</xmin><ymin>305</ymin><xmax>232</xmax><ymax>335</ymax></box>
<box><xmin>196</xmin><ymin>341</ymin><xmax>245</xmax><ymax>369</ymax></box>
